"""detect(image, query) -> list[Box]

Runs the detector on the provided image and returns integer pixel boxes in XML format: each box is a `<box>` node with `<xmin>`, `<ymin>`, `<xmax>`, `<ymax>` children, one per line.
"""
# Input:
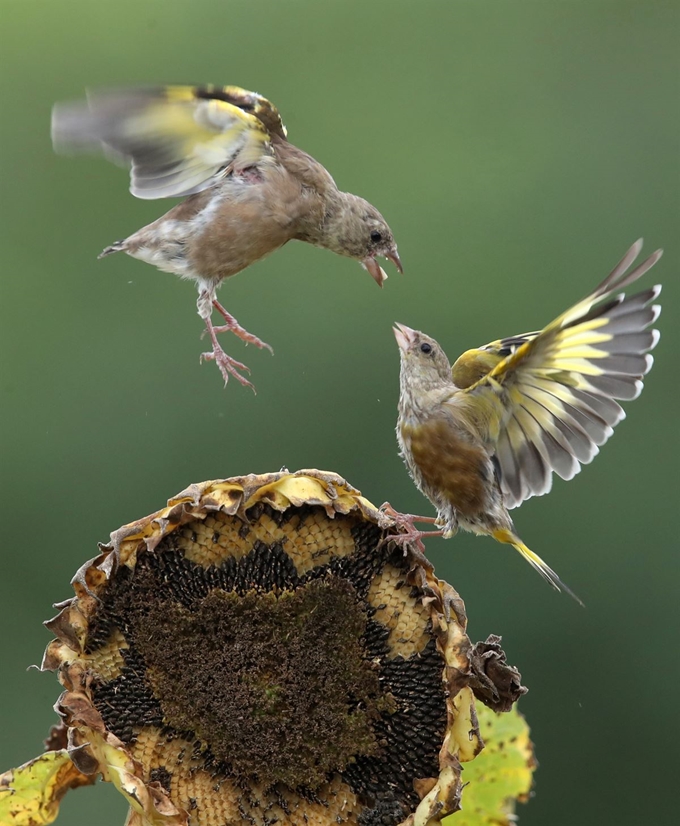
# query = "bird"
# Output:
<box><xmin>51</xmin><ymin>85</ymin><xmax>402</xmax><ymax>389</ymax></box>
<box><xmin>390</xmin><ymin>240</ymin><xmax>662</xmax><ymax>602</ymax></box>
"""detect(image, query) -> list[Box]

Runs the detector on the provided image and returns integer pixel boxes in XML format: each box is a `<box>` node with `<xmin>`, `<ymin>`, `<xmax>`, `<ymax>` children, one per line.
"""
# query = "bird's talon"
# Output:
<box><xmin>382</xmin><ymin>533</ymin><xmax>426</xmax><ymax>554</ymax></box>
<box><xmin>379</xmin><ymin>527</ymin><xmax>427</xmax><ymax>555</ymax></box>
<box><xmin>211</xmin><ymin>324</ymin><xmax>273</xmax><ymax>353</ymax></box>
<box><xmin>200</xmin><ymin>348</ymin><xmax>255</xmax><ymax>390</ymax></box>
<box><xmin>210</xmin><ymin>300</ymin><xmax>274</xmax><ymax>353</ymax></box>
<box><xmin>379</xmin><ymin>503</ymin><xmax>438</xmax><ymax>535</ymax></box>
<box><xmin>200</xmin><ymin>351</ymin><xmax>250</xmax><ymax>372</ymax></box>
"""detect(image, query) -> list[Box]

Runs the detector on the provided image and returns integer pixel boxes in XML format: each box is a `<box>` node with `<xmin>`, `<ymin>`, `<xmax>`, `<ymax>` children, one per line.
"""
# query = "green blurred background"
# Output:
<box><xmin>1</xmin><ymin>1</ymin><xmax>678</xmax><ymax>824</ymax></box>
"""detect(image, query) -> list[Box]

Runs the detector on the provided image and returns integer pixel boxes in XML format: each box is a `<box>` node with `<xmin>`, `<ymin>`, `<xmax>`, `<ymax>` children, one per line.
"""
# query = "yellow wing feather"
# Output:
<box><xmin>52</xmin><ymin>85</ymin><xmax>283</xmax><ymax>199</ymax></box>
<box><xmin>455</xmin><ymin>240</ymin><xmax>662</xmax><ymax>508</ymax></box>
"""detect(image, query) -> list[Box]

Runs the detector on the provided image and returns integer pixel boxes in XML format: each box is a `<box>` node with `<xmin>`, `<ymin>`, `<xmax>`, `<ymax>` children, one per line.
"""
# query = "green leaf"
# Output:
<box><xmin>443</xmin><ymin>704</ymin><xmax>535</xmax><ymax>825</ymax></box>
<box><xmin>0</xmin><ymin>749</ymin><xmax>94</xmax><ymax>825</ymax></box>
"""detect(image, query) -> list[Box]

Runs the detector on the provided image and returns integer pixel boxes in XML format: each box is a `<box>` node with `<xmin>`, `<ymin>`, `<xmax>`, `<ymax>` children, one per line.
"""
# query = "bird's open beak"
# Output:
<box><xmin>393</xmin><ymin>322</ymin><xmax>417</xmax><ymax>353</ymax></box>
<box><xmin>362</xmin><ymin>247</ymin><xmax>403</xmax><ymax>287</ymax></box>
<box><xmin>362</xmin><ymin>256</ymin><xmax>388</xmax><ymax>287</ymax></box>
<box><xmin>386</xmin><ymin>249</ymin><xmax>404</xmax><ymax>274</ymax></box>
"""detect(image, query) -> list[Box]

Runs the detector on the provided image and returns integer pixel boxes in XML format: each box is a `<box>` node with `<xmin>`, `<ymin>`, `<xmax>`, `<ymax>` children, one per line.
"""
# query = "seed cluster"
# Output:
<box><xmin>84</xmin><ymin>505</ymin><xmax>448</xmax><ymax>824</ymax></box>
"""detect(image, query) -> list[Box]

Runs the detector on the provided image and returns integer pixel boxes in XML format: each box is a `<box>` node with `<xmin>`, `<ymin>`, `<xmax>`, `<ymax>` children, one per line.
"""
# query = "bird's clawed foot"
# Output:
<box><xmin>378</xmin><ymin>503</ymin><xmax>443</xmax><ymax>553</ymax></box>
<box><xmin>197</xmin><ymin>292</ymin><xmax>266</xmax><ymax>390</ymax></box>
<box><xmin>212</xmin><ymin>299</ymin><xmax>274</xmax><ymax>353</ymax></box>
<box><xmin>200</xmin><ymin>345</ymin><xmax>255</xmax><ymax>390</ymax></box>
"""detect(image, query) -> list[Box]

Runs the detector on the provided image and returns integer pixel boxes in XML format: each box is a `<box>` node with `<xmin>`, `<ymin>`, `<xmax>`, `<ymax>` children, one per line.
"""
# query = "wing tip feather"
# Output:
<box><xmin>629</xmin><ymin>379</ymin><xmax>644</xmax><ymax>400</ymax></box>
<box><xmin>648</xmin><ymin>328</ymin><xmax>661</xmax><ymax>351</ymax></box>
<box><xmin>643</xmin><ymin>353</ymin><xmax>654</xmax><ymax>374</ymax></box>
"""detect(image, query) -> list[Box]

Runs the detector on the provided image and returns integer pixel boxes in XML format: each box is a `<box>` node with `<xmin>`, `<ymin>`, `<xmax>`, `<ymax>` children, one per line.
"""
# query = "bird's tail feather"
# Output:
<box><xmin>98</xmin><ymin>240</ymin><xmax>127</xmax><ymax>259</ymax></box>
<box><xmin>492</xmin><ymin>528</ymin><xmax>584</xmax><ymax>605</ymax></box>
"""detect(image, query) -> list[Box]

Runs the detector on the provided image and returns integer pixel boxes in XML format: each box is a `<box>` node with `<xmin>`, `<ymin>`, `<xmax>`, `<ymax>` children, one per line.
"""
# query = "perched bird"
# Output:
<box><xmin>52</xmin><ymin>85</ymin><xmax>402</xmax><ymax>388</ymax></box>
<box><xmin>391</xmin><ymin>240</ymin><xmax>662</xmax><ymax>601</ymax></box>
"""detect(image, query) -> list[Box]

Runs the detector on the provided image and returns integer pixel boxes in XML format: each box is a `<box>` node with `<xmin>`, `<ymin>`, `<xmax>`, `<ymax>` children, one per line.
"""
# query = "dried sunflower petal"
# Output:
<box><xmin>4</xmin><ymin>470</ymin><xmax>532</xmax><ymax>826</ymax></box>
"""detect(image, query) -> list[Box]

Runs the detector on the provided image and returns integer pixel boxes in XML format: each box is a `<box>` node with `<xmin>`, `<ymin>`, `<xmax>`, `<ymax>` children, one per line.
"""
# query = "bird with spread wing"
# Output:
<box><xmin>390</xmin><ymin>240</ymin><xmax>662</xmax><ymax>602</ymax></box>
<box><xmin>52</xmin><ymin>85</ymin><xmax>402</xmax><ymax>389</ymax></box>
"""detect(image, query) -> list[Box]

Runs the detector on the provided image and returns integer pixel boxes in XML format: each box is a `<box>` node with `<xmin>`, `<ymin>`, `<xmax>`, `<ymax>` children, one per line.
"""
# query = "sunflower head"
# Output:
<box><xmin>24</xmin><ymin>470</ymin><xmax>529</xmax><ymax>826</ymax></box>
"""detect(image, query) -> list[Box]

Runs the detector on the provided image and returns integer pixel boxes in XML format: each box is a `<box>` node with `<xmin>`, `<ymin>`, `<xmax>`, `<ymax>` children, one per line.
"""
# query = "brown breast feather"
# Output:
<box><xmin>406</xmin><ymin>418</ymin><xmax>490</xmax><ymax>517</ymax></box>
<box><xmin>191</xmin><ymin>195</ymin><xmax>291</xmax><ymax>279</ymax></box>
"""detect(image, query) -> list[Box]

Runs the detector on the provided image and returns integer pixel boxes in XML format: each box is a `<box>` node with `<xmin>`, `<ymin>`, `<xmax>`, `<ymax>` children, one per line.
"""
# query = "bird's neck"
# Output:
<box><xmin>398</xmin><ymin>371</ymin><xmax>453</xmax><ymax>421</ymax></box>
<box><xmin>300</xmin><ymin>191</ymin><xmax>358</xmax><ymax>254</ymax></box>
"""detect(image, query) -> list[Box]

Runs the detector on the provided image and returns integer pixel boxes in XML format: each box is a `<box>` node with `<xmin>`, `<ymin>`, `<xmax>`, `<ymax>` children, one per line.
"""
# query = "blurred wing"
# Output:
<box><xmin>52</xmin><ymin>85</ymin><xmax>286</xmax><ymax>199</ymax></box>
<box><xmin>210</xmin><ymin>85</ymin><xmax>287</xmax><ymax>139</ymax></box>
<box><xmin>461</xmin><ymin>240</ymin><xmax>662</xmax><ymax>508</ymax></box>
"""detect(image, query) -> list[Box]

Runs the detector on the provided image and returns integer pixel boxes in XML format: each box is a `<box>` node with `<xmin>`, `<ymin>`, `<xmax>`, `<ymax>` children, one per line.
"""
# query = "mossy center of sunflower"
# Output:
<box><xmin>134</xmin><ymin>576</ymin><xmax>383</xmax><ymax>790</ymax></box>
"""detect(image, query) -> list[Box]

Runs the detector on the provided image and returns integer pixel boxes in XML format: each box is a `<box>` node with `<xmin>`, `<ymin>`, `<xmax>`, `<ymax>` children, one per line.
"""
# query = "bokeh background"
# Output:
<box><xmin>1</xmin><ymin>1</ymin><xmax>678</xmax><ymax>824</ymax></box>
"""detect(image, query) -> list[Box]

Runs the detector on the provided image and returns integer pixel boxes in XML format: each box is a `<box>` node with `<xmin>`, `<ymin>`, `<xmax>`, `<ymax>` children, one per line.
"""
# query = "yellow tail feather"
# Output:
<box><xmin>492</xmin><ymin>529</ymin><xmax>584</xmax><ymax>605</ymax></box>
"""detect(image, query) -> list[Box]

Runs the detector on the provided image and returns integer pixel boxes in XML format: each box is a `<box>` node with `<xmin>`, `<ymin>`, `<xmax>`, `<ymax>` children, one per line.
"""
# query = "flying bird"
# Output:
<box><xmin>391</xmin><ymin>240</ymin><xmax>662</xmax><ymax>601</ymax></box>
<box><xmin>52</xmin><ymin>85</ymin><xmax>402</xmax><ymax>388</ymax></box>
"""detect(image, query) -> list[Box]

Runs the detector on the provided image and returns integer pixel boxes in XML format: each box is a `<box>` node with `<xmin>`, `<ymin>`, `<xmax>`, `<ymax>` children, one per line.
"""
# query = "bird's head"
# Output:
<box><xmin>393</xmin><ymin>323</ymin><xmax>453</xmax><ymax>400</ymax></box>
<box><xmin>326</xmin><ymin>196</ymin><xmax>402</xmax><ymax>286</ymax></box>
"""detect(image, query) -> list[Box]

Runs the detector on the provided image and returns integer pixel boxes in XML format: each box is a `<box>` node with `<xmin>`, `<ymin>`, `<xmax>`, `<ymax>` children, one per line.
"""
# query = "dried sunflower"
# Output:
<box><xmin>1</xmin><ymin>470</ymin><xmax>532</xmax><ymax>826</ymax></box>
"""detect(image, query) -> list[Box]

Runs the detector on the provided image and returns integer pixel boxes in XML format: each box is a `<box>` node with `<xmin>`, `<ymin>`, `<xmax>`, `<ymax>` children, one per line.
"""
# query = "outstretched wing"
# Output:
<box><xmin>451</xmin><ymin>331</ymin><xmax>542</xmax><ymax>389</ymax></box>
<box><xmin>456</xmin><ymin>240</ymin><xmax>662</xmax><ymax>508</ymax></box>
<box><xmin>52</xmin><ymin>85</ymin><xmax>287</xmax><ymax>200</ymax></box>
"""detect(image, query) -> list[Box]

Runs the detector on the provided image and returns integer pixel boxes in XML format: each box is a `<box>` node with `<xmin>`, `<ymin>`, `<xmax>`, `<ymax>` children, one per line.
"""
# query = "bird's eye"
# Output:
<box><xmin>420</xmin><ymin>342</ymin><xmax>432</xmax><ymax>354</ymax></box>
<box><xmin>370</xmin><ymin>230</ymin><xmax>382</xmax><ymax>243</ymax></box>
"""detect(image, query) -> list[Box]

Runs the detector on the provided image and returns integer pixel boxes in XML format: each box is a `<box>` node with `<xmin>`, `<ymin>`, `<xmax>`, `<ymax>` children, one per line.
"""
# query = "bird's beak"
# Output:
<box><xmin>393</xmin><ymin>322</ymin><xmax>417</xmax><ymax>353</ymax></box>
<box><xmin>386</xmin><ymin>248</ymin><xmax>403</xmax><ymax>274</ymax></box>
<box><xmin>362</xmin><ymin>247</ymin><xmax>403</xmax><ymax>287</ymax></box>
<box><xmin>362</xmin><ymin>256</ymin><xmax>388</xmax><ymax>287</ymax></box>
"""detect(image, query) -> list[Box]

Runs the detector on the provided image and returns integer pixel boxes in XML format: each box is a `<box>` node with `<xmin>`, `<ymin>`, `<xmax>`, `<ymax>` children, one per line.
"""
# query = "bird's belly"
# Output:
<box><xmin>400</xmin><ymin>420</ymin><xmax>491</xmax><ymax>522</ymax></box>
<box><xmin>190</xmin><ymin>195</ymin><xmax>290</xmax><ymax>281</ymax></box>
<box><xmin>125</xmin><ymin>187</ymin><xmax>282</xmax><ymax>281</ymax></box>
